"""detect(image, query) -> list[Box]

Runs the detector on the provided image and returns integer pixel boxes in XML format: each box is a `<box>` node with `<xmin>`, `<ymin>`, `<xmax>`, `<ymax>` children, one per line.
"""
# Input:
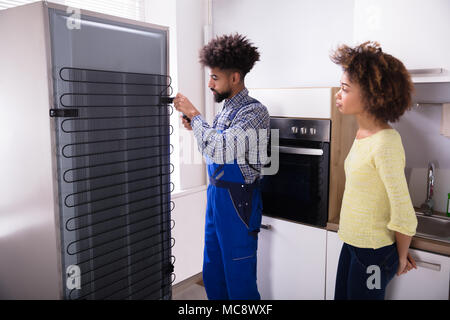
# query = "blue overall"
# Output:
<box><xmin>202</xmin><ymin>100</ymin><xmax>262</xmax><ymax>300</ymax></box>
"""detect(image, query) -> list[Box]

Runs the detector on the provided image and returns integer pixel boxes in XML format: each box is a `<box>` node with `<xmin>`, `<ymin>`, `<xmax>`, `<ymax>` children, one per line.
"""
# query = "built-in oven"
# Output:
<box><xmin>261</xmin><ymin>117</ymin><xmax>330</xmax><ymax>227</ymax></box>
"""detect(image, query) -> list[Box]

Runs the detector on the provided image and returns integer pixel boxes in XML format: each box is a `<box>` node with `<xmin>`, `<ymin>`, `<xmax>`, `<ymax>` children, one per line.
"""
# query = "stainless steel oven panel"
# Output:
<box><xmin>270</xmin><ymin>117</ymin><xmax>331</xmax><ymax>142</ymax></box>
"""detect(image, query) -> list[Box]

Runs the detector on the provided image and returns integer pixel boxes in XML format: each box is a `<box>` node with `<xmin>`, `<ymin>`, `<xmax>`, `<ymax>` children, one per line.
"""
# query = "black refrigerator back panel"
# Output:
<box><xmin>48</xmin><ymin>8</ymin><xmax>173</xmax><ymax>300</ymax></box>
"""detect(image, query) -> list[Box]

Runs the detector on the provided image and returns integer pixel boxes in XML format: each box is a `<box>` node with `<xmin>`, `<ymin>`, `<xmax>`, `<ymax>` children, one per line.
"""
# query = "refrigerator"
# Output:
<box><xmin>0</xmin><ymin>1</ymin><xmax>174</xmax><ymax>299</ymax></box>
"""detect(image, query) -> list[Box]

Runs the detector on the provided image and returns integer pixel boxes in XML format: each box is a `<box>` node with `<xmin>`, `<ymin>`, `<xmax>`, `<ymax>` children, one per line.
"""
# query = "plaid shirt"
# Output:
<box><xmin>191</xmin><ymin>88</ymin><xmax>270</xmax><ymax>184</ymax></box>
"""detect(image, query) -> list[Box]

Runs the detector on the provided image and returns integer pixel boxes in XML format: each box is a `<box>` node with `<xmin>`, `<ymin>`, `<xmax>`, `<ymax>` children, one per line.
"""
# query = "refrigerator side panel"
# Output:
<box><xmin>0</xmin><ymin>2</ymin><xmax>62</xmax><ymax>299</ymax></box>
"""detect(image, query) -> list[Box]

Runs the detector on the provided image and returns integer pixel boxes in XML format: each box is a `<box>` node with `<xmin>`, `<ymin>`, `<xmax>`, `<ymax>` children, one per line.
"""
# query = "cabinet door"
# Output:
<box><xmin>354</xmin><ymin>0</ymin><xmax>450</xmax><ymax>82</ymax></box>
<box><xmin>257</xmin><ymin>216</ymin><xmax>327</xmax><ymax>299</ymax></box>
<box><xmin>386</xmin><ymin>249</ymin><xmax>450</xmax><ymax>300</ymax></box>
<box><xmin>171</xmin><ymin>190</ymin><xmax>206</xmax><ymax>284</ymax></box>
<box><xmin>248</xmin><ymin>88</ymin><xmax>333</xmax><ymax>119</ymax></box>
<box><xmin>325</xmin><ymin>231</ymin><xmax>343</xmax><ymax>300</ymax></box>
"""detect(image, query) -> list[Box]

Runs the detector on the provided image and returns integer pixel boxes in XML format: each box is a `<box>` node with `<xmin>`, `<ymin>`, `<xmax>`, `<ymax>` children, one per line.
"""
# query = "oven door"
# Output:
<box><xmin>260</xmin><ymin>143</ymin><xmax>329</xmax><ymax>227</ymax></box>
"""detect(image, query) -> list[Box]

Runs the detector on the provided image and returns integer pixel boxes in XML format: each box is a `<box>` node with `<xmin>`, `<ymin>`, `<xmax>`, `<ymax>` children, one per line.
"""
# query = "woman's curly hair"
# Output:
<box><xmin>330</xmin><ymin>41</ymin><xmax>414</xmax><ymax>123</ymax></box>
<box><xmin>199</xmin><ymin>33</ymin><xmax>260</xmax><ymax>78</ymax></box>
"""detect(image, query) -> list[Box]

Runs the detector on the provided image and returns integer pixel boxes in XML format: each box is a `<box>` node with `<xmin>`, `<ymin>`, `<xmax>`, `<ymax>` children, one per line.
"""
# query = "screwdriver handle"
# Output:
<box><xmin>182</xmin><ymin>114</ymin><xmax>191</xmax><ymax>123</ymax></box>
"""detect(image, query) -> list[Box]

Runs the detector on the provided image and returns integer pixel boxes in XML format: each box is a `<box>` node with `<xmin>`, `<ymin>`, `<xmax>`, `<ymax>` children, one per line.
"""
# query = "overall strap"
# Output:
<box><xmin>210</xmin><ymin>98</ymin><xmax>261</xmax><ymax>182</ymax></box>
<box><xmin>225</xmin><ymin>98</ymin><xmax>262</xmax><ymax>174</ymax></box>
<box><xmin>223</xmin><ymin>98</ymin><xmax>259</xmax><ymax>130</ymax></box>
<box><xmin>211</xmin><ymin>164</ymin><xmax>225</xmax><ymax>180</ymax></box>
<box><xmin>209</xmin><ymin>174</ymin><xmax>260</xmax><ymax>190</ymax></box>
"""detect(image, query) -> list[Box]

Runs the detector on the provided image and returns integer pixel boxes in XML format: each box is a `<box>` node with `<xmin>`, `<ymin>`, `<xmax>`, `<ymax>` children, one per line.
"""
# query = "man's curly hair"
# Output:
<box><xmin>199</xmin><ymin>33</ymin><xmax>260</xmax><ymax>78</ymax></box>
<box><xmin>330</xmin><ymin>41</ymin><xmax>414</xmax><ymax>123</ymax></box>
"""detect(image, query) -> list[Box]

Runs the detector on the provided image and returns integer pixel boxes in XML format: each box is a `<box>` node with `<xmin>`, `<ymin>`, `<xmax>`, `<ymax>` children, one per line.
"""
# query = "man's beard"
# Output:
<box><xmin>212</xmin><ymin>89</ymin><xmax>231</xmax><ymax>103</ymax></box>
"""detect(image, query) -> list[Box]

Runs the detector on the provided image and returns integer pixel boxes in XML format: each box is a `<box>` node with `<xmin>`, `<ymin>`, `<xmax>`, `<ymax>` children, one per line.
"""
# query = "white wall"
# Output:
<box><xmin>145</xmin><ymin>0</ymin><xmax>210</xmax><ymax>193</ymax></box>
<box><xmin>176</xmin><ymin>0</ymin><xmax>209</xmax><ymax>190</ymax></box>
<box><xmin>392</xmin><ymin>106</ymin><xmax>450</xmax><ymax>214</ymax></box>
<box><xmin>212</xmin><ymin>0</ymin><xmax>355</xmax><ymax>88</ymax></box>
<box><xmin>170</xmin><ymin>0</ymin><xmax>209</xmax><ymax>283</ymax></box>
<box><xmin>144</xmin><ymin>0</ymin><xmax>183</xmax><ymax>194</ymax></box>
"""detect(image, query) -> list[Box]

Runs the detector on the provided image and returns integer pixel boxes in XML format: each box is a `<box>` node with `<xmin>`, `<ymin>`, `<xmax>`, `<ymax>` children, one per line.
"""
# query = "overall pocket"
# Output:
<box><xmin>227</xmin><ymin>186</ymin><xmax>254</xmax><ymax>229</ymax></box>
<box><xmin>232</xmin><ymin>244</ymin><xmax>257</xmax><ymax>261</ymax></box>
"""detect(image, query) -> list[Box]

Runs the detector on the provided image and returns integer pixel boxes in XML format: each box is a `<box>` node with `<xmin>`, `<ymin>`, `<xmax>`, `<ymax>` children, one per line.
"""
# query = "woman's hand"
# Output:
<box><xmin>397</xmin><ymin>252</ymin><xmax>417</xmax><ymax>276</ymax></box>
<box><xmin>395</xmin><ymin>232</ymin><xmax>417</xmax><ymax>276</ymax></box>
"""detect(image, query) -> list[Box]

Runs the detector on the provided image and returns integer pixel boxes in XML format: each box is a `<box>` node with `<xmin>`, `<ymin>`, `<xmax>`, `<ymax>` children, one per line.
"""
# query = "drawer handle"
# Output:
<box><xmin>415</xmin><ymin>260</ymin><xmax>441</xmax><ymax>272</ymax></box>
<box><xmin>261</xmin><ymin>224</ymin><xmax>272</xmax><ymax>230</ymax></box>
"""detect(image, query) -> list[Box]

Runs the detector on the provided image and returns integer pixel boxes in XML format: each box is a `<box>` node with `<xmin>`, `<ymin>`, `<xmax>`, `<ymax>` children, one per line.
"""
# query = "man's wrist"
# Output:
<box><xmin>189</xmin><ymin>110</ymin><xmax>201</xmax><ymax>119</ymax></box>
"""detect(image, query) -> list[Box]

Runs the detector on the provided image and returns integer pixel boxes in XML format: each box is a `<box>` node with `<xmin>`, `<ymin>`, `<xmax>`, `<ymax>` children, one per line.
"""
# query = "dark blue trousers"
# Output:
<box><xmin>334</xmin><ymin>242</ymin><xmax>399</xmax><ymax>300</ymax></box>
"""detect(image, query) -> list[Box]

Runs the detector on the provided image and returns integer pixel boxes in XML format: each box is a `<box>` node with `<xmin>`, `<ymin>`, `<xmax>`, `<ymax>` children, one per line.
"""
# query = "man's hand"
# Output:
<box><xmin>173</xmin><ymin>93</ymin><xmax>201</xmax><ymax>119</ymax></box>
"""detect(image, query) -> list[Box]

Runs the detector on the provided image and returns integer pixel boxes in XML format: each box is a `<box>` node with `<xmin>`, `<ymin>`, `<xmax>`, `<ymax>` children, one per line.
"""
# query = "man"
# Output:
<box><xmin>173</xmin><ymin>33</ymin><xmax>269</xmax><ymax>300</ymax></box>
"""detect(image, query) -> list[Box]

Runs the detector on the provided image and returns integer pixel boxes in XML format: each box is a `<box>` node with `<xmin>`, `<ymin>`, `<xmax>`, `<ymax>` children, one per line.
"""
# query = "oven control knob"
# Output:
<box><xmin>300</xmin><ymin>127</ymin><xmax>308</xmax><ymax>135</ymax></box>
<box><xmin>310</xmin><ymin>127</ymin><xmax>317</xmax><ymax>135</ymax></box>
<box><xmin>291</xmin><ymin>126</ymin><xmax>299</xmax><ymax>134</ymax></box>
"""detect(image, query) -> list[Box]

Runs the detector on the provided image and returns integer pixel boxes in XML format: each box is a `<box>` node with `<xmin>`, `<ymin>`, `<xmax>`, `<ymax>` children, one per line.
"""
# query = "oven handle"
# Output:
<box><xmin>277</xmin><ymin>146</ymin><xmax>324</xmax><ymax>156</ymax></box>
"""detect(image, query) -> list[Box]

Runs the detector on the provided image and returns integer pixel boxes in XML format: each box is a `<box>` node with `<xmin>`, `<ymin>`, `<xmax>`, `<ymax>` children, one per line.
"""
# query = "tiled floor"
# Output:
<box><xmin>172</xmin><ymin>273</ymin><xmax>208</xmax><ymax>300</ymax></box>
<box><xmin>172</xmin><ymin>283</ymin><xmax>208</xmax><ymax>300</ymax></box>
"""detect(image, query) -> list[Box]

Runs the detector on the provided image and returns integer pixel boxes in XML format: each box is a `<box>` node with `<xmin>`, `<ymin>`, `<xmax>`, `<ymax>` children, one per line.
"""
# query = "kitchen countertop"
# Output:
<box><xmin>326</xmin><ymin>222</ymin><xmax>450</xmax><ymax>257</ymax></box>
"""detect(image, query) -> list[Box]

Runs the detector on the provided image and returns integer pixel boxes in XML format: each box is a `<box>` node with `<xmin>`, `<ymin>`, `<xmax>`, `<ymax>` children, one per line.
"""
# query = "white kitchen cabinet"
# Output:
<box><xmin>386</xmin><ymin>249</ymin><xmax>450</xmax><ymax>300</ymax></box>
<box><xmin>326</xmin><ymin>231</ymin><xmax>450</xmax><ymax>300</ymax></box>
<box><xmin>354</xmin><ymin>0</ymin><xmax>450</xmax><ymax>83</ymax></box>
<box><xmin>212</xmin><ymin>0</ymin><xmax>354</xmax><ymax>88</ymax></box>
<box><xmin>171</xmin><ymin>188</ymin><xmax>206</xmax><ymax>284</ymax></box>
<box><xmin>257</xmin><ymin>216</ymin><xmax>327</xmax><ymax>300</ymax></box>
<box><xmin>325</xmin><ymin>231</ymin><xmax>343</xmax><ymax>300</ymax></box>
<box><xmin>248</xmin><ymin>88</ymin><xmax>334</xmax><ymax>119</ymax></box>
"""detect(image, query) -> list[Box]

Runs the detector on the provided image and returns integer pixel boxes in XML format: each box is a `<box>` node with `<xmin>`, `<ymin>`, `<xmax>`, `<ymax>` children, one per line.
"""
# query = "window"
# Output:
<box><xmin>0</xmin><ymin>0</ymin><xmax>34</xmax><ymax>10</ymax></box>
<box><xmin>0</xmin><ymin>0</ymin><xmax>145</xmax><ymax>21</ymax></box>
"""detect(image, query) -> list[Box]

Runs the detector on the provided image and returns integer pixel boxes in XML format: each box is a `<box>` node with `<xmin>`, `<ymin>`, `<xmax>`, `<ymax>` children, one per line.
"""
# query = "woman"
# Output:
<box><xmin>330</xmin><ymin>41</ymin><xmax>418</xmax><ymax>300</ymax></box>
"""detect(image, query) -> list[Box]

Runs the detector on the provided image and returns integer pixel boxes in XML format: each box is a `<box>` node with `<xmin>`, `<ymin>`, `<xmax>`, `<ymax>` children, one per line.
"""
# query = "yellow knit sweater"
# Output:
<box><xmin>338</xmin><ymin>129</ymin><xmax>418</xmax><ymax>249</ymax></box>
